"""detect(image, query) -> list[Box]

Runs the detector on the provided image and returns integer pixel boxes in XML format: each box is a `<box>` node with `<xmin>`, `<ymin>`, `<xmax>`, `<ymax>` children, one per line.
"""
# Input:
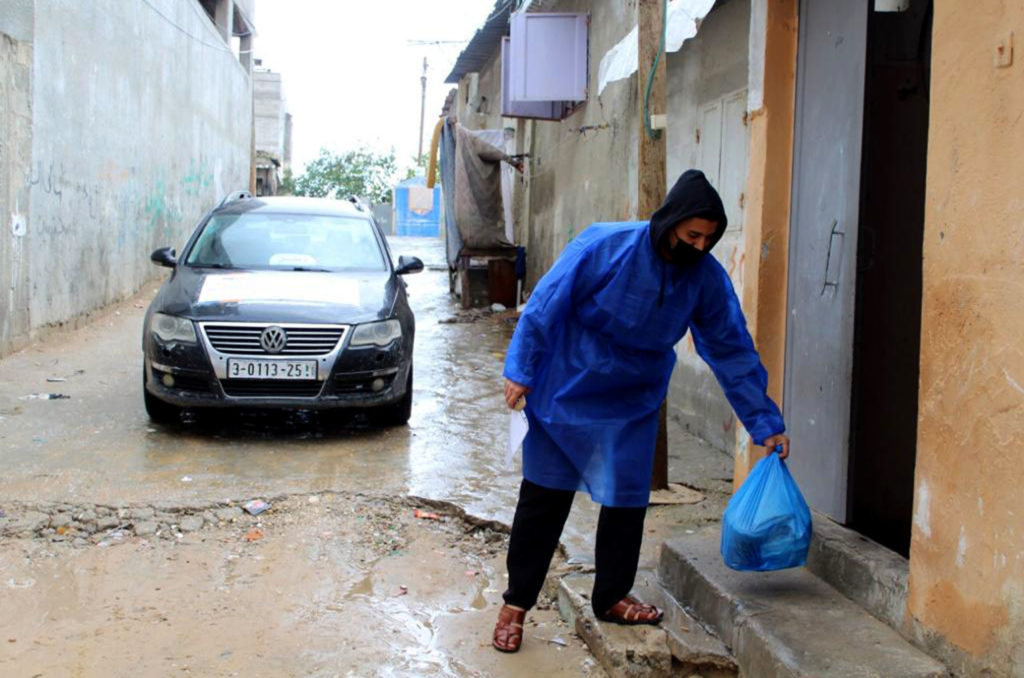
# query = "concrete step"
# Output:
<box><xmin>806</xmin><ymin>511</ymin><xmax>910</xmax><ymax>633</ymax></box>
<box><xmin>630</xmin><ymin>570</ymin><xmax>739</xmax><ymax>677</ymax></box>
<box><xmin>558</xmin><ymin>571</ymin><xmax>737</xmax><ymax>678</ymax></box>
<box><xmin>659</xmin><ymin>530</ymin><xmax>949</xmax><ymax>678</ymax></box>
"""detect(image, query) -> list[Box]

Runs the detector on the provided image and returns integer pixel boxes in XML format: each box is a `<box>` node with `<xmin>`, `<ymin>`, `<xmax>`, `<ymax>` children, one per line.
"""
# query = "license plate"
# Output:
<box><xmin>227</xmin><ymin>359</ymin><xmax>317</xmax><ymax>380</ymax></box>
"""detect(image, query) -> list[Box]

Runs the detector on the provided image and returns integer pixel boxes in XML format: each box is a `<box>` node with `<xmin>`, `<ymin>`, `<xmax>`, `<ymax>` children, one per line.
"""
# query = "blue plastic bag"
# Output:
<box><xmin>721</xmin><ymin>451</ymin><xmax>812</xmax><ymax>571</ymax></box>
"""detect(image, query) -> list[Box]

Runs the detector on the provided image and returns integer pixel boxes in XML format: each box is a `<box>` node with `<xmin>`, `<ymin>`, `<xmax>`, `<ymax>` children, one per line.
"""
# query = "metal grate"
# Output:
<box><xmin>220</xmin><ymin>379</ymin><xmax>324</xmax><ymax>398</ymax></box>
<box><xmin>203</xmin><ymin>324</ymin><xmax>345</xmax><ymax>356</ymax></box>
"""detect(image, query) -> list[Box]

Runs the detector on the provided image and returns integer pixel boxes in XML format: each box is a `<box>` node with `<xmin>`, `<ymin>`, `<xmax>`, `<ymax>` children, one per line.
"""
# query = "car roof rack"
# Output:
<box><xmin>217</xmin><ymin>190</ymin><xmax>253</xmax><ymax>208</ymax></box>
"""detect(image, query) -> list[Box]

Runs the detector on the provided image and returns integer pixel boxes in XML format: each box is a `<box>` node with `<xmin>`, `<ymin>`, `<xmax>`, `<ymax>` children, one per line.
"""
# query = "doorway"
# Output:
<box><xmin>785</xmin><ymin>0</ymin><xmax>931</xmax><ymax>557</ymax></box>
<box><xmin>848</xmin><ymin>0</ymin><xmax>932</xmax><ymax>557</ymax></box>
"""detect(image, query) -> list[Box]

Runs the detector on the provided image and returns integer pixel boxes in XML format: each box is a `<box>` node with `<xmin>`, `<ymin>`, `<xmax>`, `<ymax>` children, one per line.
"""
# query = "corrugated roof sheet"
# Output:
<box><xmin>523</xmin><ymin>0</ymin><xmax>560</xmax><ymax>10</ymax></box>
<box><xmin>444</xmin><ymin>0</ymin><xmax>513</xmax><ymax>84</ymax></box>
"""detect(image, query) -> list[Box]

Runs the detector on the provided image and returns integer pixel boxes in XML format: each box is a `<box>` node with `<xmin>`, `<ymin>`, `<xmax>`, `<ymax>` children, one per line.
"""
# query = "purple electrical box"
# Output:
<box><xmin>501</xmin><ymin>38</ymin><xmax>570</xmax><ymax>120</ymax></box>
<box><xmin>509</xmin><ymin>12</ymin><xmax>589</xmax><ymax>103</ymax></box>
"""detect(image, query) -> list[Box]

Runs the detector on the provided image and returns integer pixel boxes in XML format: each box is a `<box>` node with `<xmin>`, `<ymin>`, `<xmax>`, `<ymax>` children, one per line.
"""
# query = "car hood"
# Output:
<box><xmin>155</xmin><ymin>267</ymin><xmax>397</xmax><ymax>325</ymax></box>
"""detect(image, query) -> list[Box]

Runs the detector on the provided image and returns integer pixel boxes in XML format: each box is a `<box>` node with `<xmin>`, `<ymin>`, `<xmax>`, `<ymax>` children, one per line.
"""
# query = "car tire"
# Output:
<box><xmin>374</xmin><ymin>367</ymin><xmax>412</xmax><ymax>427</ymax></box>
<box><xmin>143</xmin><ymin>372</ymin><xmax>182</xmax><ymax>424</ymax></box>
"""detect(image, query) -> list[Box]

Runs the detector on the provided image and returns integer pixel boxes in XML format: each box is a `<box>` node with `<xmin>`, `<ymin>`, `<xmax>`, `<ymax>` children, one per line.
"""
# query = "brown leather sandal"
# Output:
<box><xmin>598</xmin><ymin>595</ymin><xmax>664</xmax><ymax>626</ymax></box>
<box><xmin>492</xmin><ymin>604</ymin><xmax>526</xmax><ymax>653</ymax></box>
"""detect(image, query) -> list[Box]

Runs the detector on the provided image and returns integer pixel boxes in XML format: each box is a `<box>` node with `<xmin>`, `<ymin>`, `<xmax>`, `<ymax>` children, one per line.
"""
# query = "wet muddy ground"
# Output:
<box><xmin>0</xmin><ymin>237</ymin><xmax>735</xmax><ymax>676</ymax></box>
<box><xmin>1</xmin><ymin>492</ymin><xmax>601</xmax><ymax>676</ymax></box>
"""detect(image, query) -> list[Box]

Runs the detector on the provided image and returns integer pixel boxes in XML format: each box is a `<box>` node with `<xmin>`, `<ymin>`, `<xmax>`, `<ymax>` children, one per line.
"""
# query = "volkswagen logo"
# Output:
<box><xmin>259</xmin><ymin>326</ymin><xmax>287</xmax><ymax>354</ymax></box>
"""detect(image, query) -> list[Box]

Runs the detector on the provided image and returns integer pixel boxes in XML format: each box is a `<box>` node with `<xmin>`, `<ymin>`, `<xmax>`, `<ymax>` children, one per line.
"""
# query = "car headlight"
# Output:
<box><xmin>349</xmin><ymin>319</ymin><xmax>401</xmax><ymax>347</ymax></box>
<box><xmin>150</xmin><ymin>313</ymin><xmax>197</xmax><ymax>344</ymax></box>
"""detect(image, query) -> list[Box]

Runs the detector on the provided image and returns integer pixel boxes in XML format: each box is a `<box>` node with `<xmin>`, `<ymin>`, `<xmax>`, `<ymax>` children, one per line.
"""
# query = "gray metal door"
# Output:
<box><xmin>784</xmin><ymin>0</ymin><xmax>868</xmax><ymax>522</ymax></box>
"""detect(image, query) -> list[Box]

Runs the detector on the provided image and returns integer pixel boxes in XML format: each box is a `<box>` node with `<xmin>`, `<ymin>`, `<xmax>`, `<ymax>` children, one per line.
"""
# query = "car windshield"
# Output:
<box><xmin>185</xmin><ymin>212</ymin><xmax>386</xmax><ymax>271</ymax></box>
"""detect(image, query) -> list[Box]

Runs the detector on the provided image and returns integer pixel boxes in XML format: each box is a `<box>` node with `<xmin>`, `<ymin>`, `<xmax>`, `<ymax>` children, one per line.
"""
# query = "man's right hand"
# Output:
<box><xmin>763</xmin><ymin>433</ymin><xmax>790</xmax><ymax>460</ymax></box>
<box><xmin>504</xmin><ymin>379</ymin><xmax>531</xmax><ymax>409</ymax></box>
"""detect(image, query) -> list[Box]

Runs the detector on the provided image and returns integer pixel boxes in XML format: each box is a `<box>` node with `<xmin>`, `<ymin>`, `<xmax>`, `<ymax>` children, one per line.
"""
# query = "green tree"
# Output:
<box><xmin>278</xmin><ymin>167</ymin><xmax>296</xmax><ymax>195</ymax></box>
<box><xmin>294</xmin><ymin>147</ymin><xmax>398</xmax><ymax>204</ymax></box>
<box><xmin>403</xmin><ymin>154</ymin><xmax>441</xmax><ymax>185</ymax></box>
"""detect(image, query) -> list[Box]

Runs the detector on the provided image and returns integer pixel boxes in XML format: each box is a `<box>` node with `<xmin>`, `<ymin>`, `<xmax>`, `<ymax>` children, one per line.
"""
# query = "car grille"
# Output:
<box><xmin>220</xmin><ymin>379</ymin><xmax>324</xmax><ymax>398</ymax></box>
<box><xmin>202</xmin><ymin>324</ymin><xmax>346</xmax><ymax>356</ymax></box>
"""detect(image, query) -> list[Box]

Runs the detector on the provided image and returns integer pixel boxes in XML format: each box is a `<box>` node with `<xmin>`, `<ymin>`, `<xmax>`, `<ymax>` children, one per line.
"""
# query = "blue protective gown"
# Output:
<box><xmin>503</xmin><ymin>221</ymin><xmax>785</xmax><ymax>507</ymax></box>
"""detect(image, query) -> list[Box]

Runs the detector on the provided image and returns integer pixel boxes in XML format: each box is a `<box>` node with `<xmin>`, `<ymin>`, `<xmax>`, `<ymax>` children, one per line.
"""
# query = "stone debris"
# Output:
<box><xmin>438</xmin><ymin>307</ymin><xmax>520</xmax><ymax>325</ymax></box>
<box><xmin>0</xmin><ymin>494</ymin><xmax>513</xmax><ymax>557</ymax></box>
<box><xmin>215</xmin><ymin>507</ymin><xmax>243</xmax><ymax>522</ymax></box>
<box><xmin>0</xmin><ymin>501</ymin><xmax>226</xmax><ymax>544</ymax></box>
<box><xmin>134</xmin><ymin>521</ymin><xmax>157</xmax><ymax>536</ymax></box>
<box><xmin>178</xmin><ymin>516</ymin><xmax>204</xmax><ymax>532</ymax></box>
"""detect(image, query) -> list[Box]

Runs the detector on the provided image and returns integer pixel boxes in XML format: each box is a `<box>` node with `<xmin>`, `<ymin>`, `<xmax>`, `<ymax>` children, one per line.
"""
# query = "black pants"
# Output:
<box><xmin>502</xmin><ymin>479</ymin><xmax>647</xmax><ymax>615</ymax></box>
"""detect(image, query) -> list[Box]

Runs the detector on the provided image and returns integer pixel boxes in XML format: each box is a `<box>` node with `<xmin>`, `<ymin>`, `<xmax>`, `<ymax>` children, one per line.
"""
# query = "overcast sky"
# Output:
<box><xmin>253</xmin><ymin>1</ymin><xmax>497</xmax><ymax>176</ymax></box>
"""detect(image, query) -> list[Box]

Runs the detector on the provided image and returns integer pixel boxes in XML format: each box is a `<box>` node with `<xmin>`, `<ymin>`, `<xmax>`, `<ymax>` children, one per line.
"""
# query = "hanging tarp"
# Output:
<box><xmin>453</xmin><ymin>123</ymin><xmax>513</xmax><ymax>250</ymax></box>
<box><xmin>440</xmin><ymin>119</ymin><xmax>462</xmax><ymax>267</ymax></box>
<box><xmin>468</xmin><ymin>128</ymin><xmax>516</xmax><ymax>245</ymax></box>
<box><xmin>597</xmin><ymin>0</ymin><xmax>717</xmax><ymax>95</ymax></box>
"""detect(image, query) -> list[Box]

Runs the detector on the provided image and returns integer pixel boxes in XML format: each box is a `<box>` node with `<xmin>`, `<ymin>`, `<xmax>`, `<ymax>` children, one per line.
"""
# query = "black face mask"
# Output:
<box><xmin>669</xmin><ymin>240</ymin><xmax>707</xmax><ymax>269</ymax></box>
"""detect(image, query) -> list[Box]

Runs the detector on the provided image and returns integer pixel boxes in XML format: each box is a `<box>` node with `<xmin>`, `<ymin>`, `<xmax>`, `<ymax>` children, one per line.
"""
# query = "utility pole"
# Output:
<box><xmin>418</xmin><ymin>57</ymin><xmax>428</xmax><ymax>166</ymax></box>
<box><xmin>637</xmin><ymin>0</ymin><xmax>669</xmax><ymax>491</ymax></box>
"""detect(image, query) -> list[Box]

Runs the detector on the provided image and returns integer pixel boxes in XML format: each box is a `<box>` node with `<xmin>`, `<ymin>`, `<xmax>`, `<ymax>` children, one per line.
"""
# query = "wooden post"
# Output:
<box><xmin>637</xmin><ymin>0</ymin><xmax>669</xmax><ymax>491</ymax></box>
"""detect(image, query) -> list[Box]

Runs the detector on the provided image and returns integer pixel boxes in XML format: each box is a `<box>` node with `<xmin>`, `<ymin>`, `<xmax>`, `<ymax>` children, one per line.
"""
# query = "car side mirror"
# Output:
<box><xmin>150</xmin><ymin>247</ymin><xmax>177</xmax><ymax>268</ymax></box>
<box><xmin>395</xmin><ymin>255</ymin><xmax>424</xmax><ymax>275</ymax></box>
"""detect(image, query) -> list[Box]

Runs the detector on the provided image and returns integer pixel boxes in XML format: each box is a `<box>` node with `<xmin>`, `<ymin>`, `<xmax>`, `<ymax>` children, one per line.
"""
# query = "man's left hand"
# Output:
<box><xmin>763</xmin><ymin>434</ymin><xmax>790</xmax><ymax>460</ymax></box>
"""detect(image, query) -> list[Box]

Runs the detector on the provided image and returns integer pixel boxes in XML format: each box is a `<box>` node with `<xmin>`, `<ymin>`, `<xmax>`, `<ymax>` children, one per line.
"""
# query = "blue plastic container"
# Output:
<box><xmin>393</xmin><ymin>176</ymin><xmax>441</xmax><ymax>237</ymax></box>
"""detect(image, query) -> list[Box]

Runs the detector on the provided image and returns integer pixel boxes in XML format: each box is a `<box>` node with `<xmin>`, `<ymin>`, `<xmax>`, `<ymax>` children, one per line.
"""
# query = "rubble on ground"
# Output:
<box><xmin>438</xmin><ymin>307</ymin><xmax>520</xmax><ymax>325</ymax></box>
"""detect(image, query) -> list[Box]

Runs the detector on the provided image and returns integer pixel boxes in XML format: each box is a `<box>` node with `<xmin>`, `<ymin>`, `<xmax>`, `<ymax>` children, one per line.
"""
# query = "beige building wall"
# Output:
<box><xmin>907</xmin><ymin>2</ymin><xmax>1024</xmax><ymax>674</ymax></box>
<box><xmin>732</xmin><ymin>0</ymin><xmax>796</xmax><ymax>487</ymax></box>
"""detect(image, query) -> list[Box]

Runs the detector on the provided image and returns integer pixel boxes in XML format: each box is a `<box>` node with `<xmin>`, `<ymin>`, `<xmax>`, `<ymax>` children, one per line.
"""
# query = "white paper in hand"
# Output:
<box><xmin>506</xmin><ymin>409</ymin><xmax>529</xmax><ymax>469</ymax></box>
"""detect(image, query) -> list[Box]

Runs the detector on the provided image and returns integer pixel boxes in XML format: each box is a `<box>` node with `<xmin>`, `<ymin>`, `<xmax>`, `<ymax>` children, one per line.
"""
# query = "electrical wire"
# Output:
<box><xmin>642</xmin><ymin>0</ymin><xmax>668</xmax><ymax>139</ymax></box>
<box><xmin>140</xmin><ymin>0</ymin><xmax>254</xmax><ymax>54</ymax></box>
<box><xmin>527</xmin><ymin>122</ymin><xmax>614</xmax><ymax>182</ymax></box>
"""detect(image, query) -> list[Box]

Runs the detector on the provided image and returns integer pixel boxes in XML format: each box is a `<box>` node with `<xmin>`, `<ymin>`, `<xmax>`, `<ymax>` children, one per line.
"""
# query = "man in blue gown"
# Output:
<box><xmin>492</xmin><ymin>170</ymin><xmax>790</xmax><ymax>653</ymax></box>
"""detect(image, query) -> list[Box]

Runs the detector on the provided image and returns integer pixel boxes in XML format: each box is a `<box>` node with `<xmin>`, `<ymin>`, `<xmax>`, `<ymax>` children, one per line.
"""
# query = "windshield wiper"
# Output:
<box><xmin>193</xmin><ymin>263</ymin><xmax>237</xmax><ymax>270</ymax></box>
<box><xmin>290</xmin><ymin>266</ymin><xmax>332</xmax><ymax>272</ymax></box>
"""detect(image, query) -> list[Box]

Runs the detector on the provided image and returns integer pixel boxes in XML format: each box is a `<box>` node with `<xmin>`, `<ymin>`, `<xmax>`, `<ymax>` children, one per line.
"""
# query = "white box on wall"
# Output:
<box><xmin>501</xmin><ymin>38</ymin><xmax>571</xmax><ymax>120</ymax></box>
<box><xmin>509</xmin><ymin>12</ymin><xmax>589</xmax><ymax>103</ymax></box>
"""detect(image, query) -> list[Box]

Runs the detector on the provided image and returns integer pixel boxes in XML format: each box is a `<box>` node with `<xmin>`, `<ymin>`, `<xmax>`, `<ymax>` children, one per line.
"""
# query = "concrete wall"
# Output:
<box><xmin>0</xmin><ymin>28</ymin><xmax>33</xmax><ymax>353</ymax></box>
<box><xmin>521</xmin><ymin>0</ymin><xmax>637</xmax><ymax>286</ymax></box>
<box><xmin>457</xmin><ymin>51</ymin><xmax>506</xmax><ymax>133</ymax></box>
<box><xmin>284</xmin><ymin>112</ymin><xmax>293</xmax><ymax>169</ymax></box>
<box><xmin>235</xmin><ymin>0</ymin><xmax>255</xmax><ymax>26</ymax></box>
<box><xmin>665</xmin><ymin>0</ymin><xmax>751</xmax><ymax>452</ymax></box>
<box><xmin>907</xmin><ymin>2</ymin><xmax>1024</xmax><ymax>674</ymax></box>
<box><xmin>0</xmin><ymin>0</ymin><xmax>252</xmax><ymax>356</ymax></box>
<box><xmin>0</xmin><ymin>0</ymin><xmax>33</xmax><ymax>42</ymax></box>
<box><xmin>254</xmin><ymin>70</ymin><xmax>285</xmax><ymax>158</ymax></box>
